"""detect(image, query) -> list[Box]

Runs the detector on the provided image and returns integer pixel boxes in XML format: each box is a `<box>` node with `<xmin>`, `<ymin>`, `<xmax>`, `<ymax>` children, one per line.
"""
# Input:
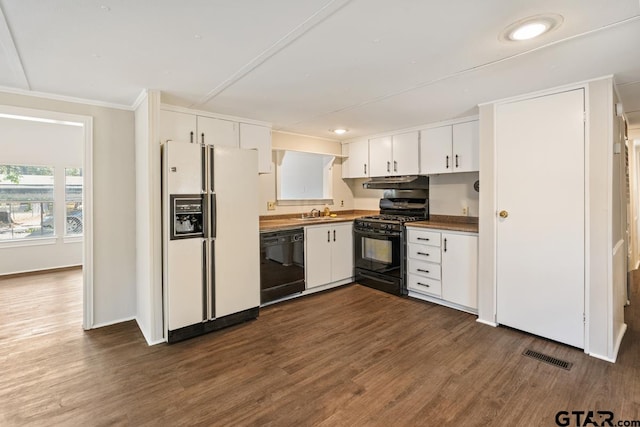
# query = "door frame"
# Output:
<box><xmin>0</xmin><ymin>105</ymin><xmax>94</xmax><ymax>329</ymax></box>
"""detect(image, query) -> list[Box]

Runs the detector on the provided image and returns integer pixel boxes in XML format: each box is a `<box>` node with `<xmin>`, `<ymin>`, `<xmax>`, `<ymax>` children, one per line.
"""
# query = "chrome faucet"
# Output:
<box><xmin>309</xmin><ymin>208</ymin><xmax>320</xmax><ymax>218</ymax></box>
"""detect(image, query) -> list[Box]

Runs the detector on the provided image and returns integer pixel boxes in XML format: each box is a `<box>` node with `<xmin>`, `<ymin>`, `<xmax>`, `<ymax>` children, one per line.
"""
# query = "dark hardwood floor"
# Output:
<box><xmin>1</xmin><ymin>268</ymin><xmax>639</xmax><ymax>426</ymax></box>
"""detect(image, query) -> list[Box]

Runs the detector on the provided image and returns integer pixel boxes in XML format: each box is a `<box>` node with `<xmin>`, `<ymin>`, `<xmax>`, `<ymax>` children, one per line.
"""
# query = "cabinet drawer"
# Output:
<box><xmin>407</xmin><ymin>229</ymin><xmax>440</xmax><ymax>247</ymax></box>
<box><xmin>407</xmin><ymin>274</ymin><xmax>442</xmax><ymax>297</ymax></box>
<box><xmin>408</xmin><ymin>244</ymin><xmax>441</xmax><ymax>263</ymax></box>
<box><xmin>408</xmin><ymin>259</ymin><xmax>441</xmax><ymax>280</ymax></box>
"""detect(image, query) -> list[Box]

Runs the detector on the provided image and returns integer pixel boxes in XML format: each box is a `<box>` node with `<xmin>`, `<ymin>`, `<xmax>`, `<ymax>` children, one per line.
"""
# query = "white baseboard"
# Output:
<box><xmin>91</xmin><ymin>315</ymin><xmax>136</xmax><ymax>329</ymax></box>
<box><xmin>476</xmin><ymin>318</ymin><xmax>498</xmax><ymax>327</ymax></box>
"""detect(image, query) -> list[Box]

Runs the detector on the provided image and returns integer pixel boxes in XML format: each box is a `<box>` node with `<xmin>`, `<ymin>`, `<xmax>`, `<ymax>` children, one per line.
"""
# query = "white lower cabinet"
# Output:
<box><xmin>406</xmin><ymin>227</ymin><xmax>478</xmax><ymax>312</ymax></box>
<box><xmin>305</xmin><ymin>222</ymin><xmax>353</xmax><ymax>289</ymax></box>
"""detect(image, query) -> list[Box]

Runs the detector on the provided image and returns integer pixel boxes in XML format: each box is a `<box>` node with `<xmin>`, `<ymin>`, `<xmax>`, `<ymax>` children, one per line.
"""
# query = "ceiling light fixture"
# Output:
<box><xmin>332</xmin><ymin>128</ymin><xmax>348</xmax><ymax>135</ymax></box>
<box><xmin>500</xmin><ymin>14</ymin><xmax>563</xmax><ymax>42</ymax></box>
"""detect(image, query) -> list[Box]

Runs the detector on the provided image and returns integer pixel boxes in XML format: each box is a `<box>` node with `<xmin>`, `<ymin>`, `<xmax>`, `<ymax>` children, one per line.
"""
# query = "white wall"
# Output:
<box><xmin>0</xmin><ymin>117</ymin><xmax>83</xmax><ymax>274</ymax></box>
<box><xmin>0</xmin><ymin>91</ymin><xmax>137</xmax><ymax>327</ymax></box>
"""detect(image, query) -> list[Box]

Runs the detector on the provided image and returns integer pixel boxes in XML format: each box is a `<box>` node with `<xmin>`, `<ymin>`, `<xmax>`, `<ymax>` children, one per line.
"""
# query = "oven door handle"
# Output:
<box><xmin>358</xmin><ymin>272</ymin><xmax>396</xmax><ymax>285</ymax></box>
<box><xmin>354</xmin><ymin>229</ymin><xmax>400</xmax><ymax>238</ymax></box>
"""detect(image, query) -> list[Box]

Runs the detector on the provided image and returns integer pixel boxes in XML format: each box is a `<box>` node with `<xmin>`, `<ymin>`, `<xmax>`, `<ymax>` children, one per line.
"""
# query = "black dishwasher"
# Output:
<box><xmin>260</xmin><ymin>228</ymin><xmax>305</xmax><ymax>304</ymax></box>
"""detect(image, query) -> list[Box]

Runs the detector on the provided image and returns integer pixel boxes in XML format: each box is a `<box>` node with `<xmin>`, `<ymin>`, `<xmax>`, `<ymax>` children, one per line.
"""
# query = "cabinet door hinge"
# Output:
<box><xmin>583</xmin><ymin>111</ymin><xmax>586</xmax><ymax>122</ymax></box>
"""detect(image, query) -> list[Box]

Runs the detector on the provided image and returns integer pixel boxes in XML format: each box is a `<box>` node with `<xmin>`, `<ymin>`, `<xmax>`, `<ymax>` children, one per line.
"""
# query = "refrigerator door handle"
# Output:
<box><xmin>200</xmin><ymin>145</ymin><xmax>207</xmax><ymax>193</ymax></box>
<box><xmin>202</xmin><ymin>239</ymin><xmax>208</xmax><ymax>322</ymax></box>
<box><xmin>210</xmin><ymin>194</ymin><xmax>217</xmax><ymax>239</ymax></box>
<box><xmin>210</xmin><ymin>240</ymin><xmax>216</xmax><ymax>320</ymax></box>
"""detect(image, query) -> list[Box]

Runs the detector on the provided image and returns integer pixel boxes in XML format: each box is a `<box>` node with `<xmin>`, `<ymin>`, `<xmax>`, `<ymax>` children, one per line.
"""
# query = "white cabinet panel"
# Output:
<box><xmin>391</xmin><ymin>131</ymin><xmax>419</xmax><ymax>175</ymax></box>
<box><xmin>330</xmin><ymin>223</ymin><xmax>353</xmax><ymax>282</ymax></box>
<box><xmin>240</xmin><ymin>123</ymin><xmax>272</xmax><ymax>174</ymax></box>
<box><xmin>420</xmin><ymin>125</ymin><xmax>452</xmax><ymax>174</ymax></box>
<box><xmin>452</xmin><ymin>121</ymin><xmax>479</xmax><ymax>173</ymax></box>
<box><xmin>197</xmin><ymin>116</ymin><xmax>238</xmax><ymax>147</ymax></box>
<box><xmin>160</xmin><ymin>110</ymin><xmax>197</xmax><ymax>144</ymax></box>
<box><xmin>369</xmin><ymin>136</ymin><xmax>393</xmax><ymax>177</ymax></box>
<box><xmin>343</xmin><ymin>139</ymin><xmax>369</xmax><ymax>178</ymax></box>
<box><xmin>305</xmin><ymin>225</ymin><xmax>332</xmax><ymax>288</ymax></box>
<box><xmin>441</xmin><ymin>233</ymin><xmax>478</xmax><ymax>309</ymax></box>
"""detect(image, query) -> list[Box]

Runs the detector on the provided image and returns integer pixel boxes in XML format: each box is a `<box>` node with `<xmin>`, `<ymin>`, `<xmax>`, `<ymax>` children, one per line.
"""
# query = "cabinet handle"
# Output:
<box><xmin>201</xmin><ymin>132</ymin><xmax>205</xmax><ymax>145</ymax></box>
<box><xmin>444</xmin><ymin>238</ymin><xmax>447</xmax><ymax>252</ymax></box>
<box><xmin>455</xmin><ymin>154</ymin><xmax>459</xmax><ymax>168</ymax></box>
<box><xmin>364</xmin><ymin>164</ymin><xmax>367</xmax><ymax>175</ymax></box>
<box><xmin>417</xmin><ymin>252</ymin><xmax>429</xmax><ymax>256</ymax></box>
<box><xmin>327</xmin><ymin>230</ymin><xmax>330</xmax><ymax>242</ymax></box>
<box><xmin>417</xmin><ymin>237</ymin><xmax>430</xmax><ymax>241</ymax></box>
<box><xmin>393</xmin><ymin>160</ymin><xmax>397</xmax><ymax>172</ymax></box>
<box><xmin>190</xmin><ymin>131</ymin><xmax>194</xmax><ymax>144</ymax></box>
<box><xmin>417</xmin><ymin>282</ymin><xmax>430</xmax><ymax>288</ymax></box>
<box><xmin>387</xmin><ymin>161</ymin><xmax>390</xmax><ymax>173</ymax></box>
<box><xmin>333</xmin><ymin>230</ymin><xmax>336</xmax><ymax>241</ymax></box>
<box><xmin>446</xmin><ymin>155</ymin><xmax>449</xmax><ymax>169</ymax></box>
<box><xmin>417</xmin><ymin>268</ymin><xmax>430</xmax><ymax>273</ymax></box>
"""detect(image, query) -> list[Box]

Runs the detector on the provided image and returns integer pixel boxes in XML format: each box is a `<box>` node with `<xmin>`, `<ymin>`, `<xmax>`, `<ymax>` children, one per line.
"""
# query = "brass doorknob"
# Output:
<box><xmin>499</xmin><ymin>210</ymin><xmax>509</xmax><ymax>218</ymax></box>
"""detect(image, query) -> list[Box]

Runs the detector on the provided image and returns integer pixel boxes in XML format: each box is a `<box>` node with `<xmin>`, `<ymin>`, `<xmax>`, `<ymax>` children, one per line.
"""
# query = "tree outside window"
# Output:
<box><xmin>0</xmin><ymin>165</ymin><xmax>54</xmax><ymax>240</ymax></box>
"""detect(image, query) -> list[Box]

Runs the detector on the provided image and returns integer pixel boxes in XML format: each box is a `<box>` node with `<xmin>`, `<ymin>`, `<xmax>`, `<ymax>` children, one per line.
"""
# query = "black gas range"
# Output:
<box><xmin>354</xmin><ymin>189</ymin><xmax>429</xmax><ymax>296</ymax></box>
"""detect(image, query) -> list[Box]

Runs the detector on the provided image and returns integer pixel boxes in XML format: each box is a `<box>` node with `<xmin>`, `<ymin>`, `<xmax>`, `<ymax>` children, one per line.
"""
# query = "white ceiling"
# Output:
<box><xmin>0</xmin><ymin>0</ymin><xmax>639</xmax><ymax>139</ymax></box>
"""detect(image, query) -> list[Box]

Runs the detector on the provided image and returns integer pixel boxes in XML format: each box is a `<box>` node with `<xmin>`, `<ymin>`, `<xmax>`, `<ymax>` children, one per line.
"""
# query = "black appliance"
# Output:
<box><xmin>260</xmin><ymin>228</ymin><xmax>305</xmax><ymax>303</ymax></box>
<box><xmin>354</xmin><ymin>188</ymin><xmax>429</xmax><ymax>296</ymax></box>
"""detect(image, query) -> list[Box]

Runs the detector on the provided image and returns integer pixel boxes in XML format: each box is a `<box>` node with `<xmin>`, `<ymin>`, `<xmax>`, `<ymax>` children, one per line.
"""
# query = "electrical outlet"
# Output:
<box><xmin>341</xmin><ymin>200</ymin><xmax>344</xmax><ymax>207</ymax></box>
<box><xmin>462</xmin><ymin>206</ymin><xmax>468</xmax><ymax>216</ymax></box>
<box><xmin>267</xmin><ymin>201</ymin><xmax>276</xmax><ymax>211</ymax></box>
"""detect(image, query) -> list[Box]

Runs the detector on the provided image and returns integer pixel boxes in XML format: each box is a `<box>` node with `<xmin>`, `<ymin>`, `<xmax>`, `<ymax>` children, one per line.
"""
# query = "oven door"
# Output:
<box><xmin>354</xmin><ymin>228</ymin><xmax>402</xmax><ymax>278</ymax></box>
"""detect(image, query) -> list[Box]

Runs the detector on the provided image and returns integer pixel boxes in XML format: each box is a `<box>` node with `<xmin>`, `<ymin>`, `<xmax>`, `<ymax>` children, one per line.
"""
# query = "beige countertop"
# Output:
<box><xmin>260</xmin><ymin>212</ymin><xmax>478</xmax><ymax>233</ymax></box>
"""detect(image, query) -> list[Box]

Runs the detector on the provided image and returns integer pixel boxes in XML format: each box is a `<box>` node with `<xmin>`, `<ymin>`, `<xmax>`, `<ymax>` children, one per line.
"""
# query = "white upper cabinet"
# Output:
<box><xmin>369</xmin><ymin>131</ymin><xmax>419</xmax><ymax>177</ymax></box>
<box><xmin>420</xmin><ymin>121</ymin><xmax>478</xmax><ymax>174</ymax></box>
<box><xmin>160</xmin><ymin>108</ymin><xmax>272</xmax><ymax>174</ymax></box>
<box><xmin>369</xmin><ymin>136</ymin><xmax>393</xmax><ymax>177</ymax></box>
<box><xmin>452</xmin><ymin>121</ymin><xmax>479</xmax><ymax>173</ymax></box>
<box><xmin>239</xmin><ymin>123</ymin><xmax>272</xmax><ymax>174</ymax></box>
<box><xmin>342</xmin><ymin>139</ymin><xmax>369</xmax><ymax>178</ymax></box>
<box><xmin>160</xmin><ymin>110</ymin><xmax>197</xmax><ymax>143</ymax></box>
<box><xmin>391</xmin><ymin>131</ymin><xmax>420</xmax><ymax>175</ymax></box>
<box><xmin>196</xmin><ymin>116</ymin><xmax>238</xmax><ymax>147</ymax></box>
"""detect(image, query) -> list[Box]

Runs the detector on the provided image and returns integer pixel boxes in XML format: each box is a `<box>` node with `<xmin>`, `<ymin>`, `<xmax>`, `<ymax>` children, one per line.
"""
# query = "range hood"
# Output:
<box><xmin>363</xmin><ymin>175</ymin><xmax>429</xmax><ymax>190</ymax></box>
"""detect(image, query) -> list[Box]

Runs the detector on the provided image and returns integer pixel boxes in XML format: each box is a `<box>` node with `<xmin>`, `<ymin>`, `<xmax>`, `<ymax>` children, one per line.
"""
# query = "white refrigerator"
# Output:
<box><xmin>162</xmin><ymin>140</ymin><xmax>260</xmax><ymax>343</ymax></box>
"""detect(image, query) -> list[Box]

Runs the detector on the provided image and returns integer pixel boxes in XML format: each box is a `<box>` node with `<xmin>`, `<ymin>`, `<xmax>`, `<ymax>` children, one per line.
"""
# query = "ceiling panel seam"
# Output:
<box><xmin>288</xmin><ymin>14</ymin><xmax>640</xmax><ymax>128</ymax></box>
<box><xmin>0</xmin><ymin>5</ymin><xmax>29</xmax><ymax>90</ymax></box>
<box><xmin>192</xmin><ymin>0</ymin><xmax>352</xmax><ymax>108</ymax></box>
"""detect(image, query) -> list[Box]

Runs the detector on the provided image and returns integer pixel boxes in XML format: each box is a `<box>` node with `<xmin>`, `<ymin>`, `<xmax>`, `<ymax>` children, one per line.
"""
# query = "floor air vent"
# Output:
<box><xmin>523</xmin><ymin>349</ymin><xmax>573</xmax><ymax>370</ymax></box>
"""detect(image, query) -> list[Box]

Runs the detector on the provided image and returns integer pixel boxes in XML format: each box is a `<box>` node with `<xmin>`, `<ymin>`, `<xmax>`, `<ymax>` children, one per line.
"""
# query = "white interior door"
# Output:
<box><xmin>212</xmin><ymin>146</ymin><xmax>260</xmax><ymax>318</ymax></box>
<box><xmin>496</xmin><ymin>89</ymin><xmax>585</xmax><ymax>348</ymax></box>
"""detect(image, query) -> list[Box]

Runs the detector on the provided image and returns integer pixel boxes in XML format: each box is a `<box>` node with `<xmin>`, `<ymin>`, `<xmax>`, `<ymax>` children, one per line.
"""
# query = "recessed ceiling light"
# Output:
<box><xmin>500</xmin><ymin>14</ymin><xmax>563</xmax><ymax>42</ymax></box>
<box><xmin>332</xmin><ymin>128</ymin><xmax>348</xmax><ymax>135</ymax></box>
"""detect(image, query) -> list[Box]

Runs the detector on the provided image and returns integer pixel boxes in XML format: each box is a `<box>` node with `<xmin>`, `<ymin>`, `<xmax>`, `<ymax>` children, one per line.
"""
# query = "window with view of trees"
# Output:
<box><xmin>0</xmin><ymin>165</ymin><xmax>55</xmax><ymax>240</ymax></box>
